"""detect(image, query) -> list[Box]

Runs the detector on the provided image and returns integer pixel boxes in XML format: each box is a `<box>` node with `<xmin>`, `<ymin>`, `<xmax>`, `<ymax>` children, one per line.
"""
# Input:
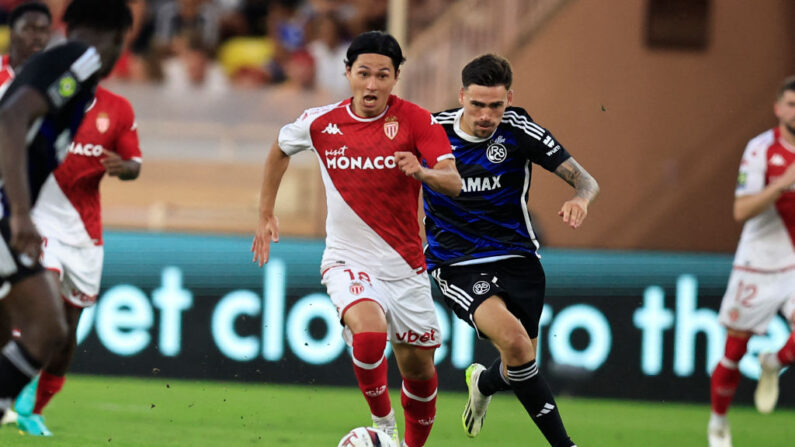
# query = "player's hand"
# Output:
<box><xmin>395</xmin><ymin>151</ymin><xmax>424</xmax><ymax>180</ymax></box>
<box><xmin>9</xmin><ymin>213</ymin><xmax>41</xmax><ymax>266</ymax></box>
<box><xmin>101</xmin><ymin>149</ymin><xmax>125</xmax><ymax>177</ymax></box>
<box><xmin>558</xmin><ymin>197</ymin><xmax>589</xmax><ymax>229</ymax></box>
<box><xmin>774</xmin><ymin>163</ymin><xmax>795</xmax><ymax>192</ymax></box>
<box><xmin>252</xmin><ymin>215</ymin><xmax>279</xmax><ymax>267</ymax></box>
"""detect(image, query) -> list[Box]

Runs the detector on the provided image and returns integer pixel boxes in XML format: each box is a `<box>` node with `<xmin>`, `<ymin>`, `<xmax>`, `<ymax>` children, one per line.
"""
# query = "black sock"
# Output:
<box><xmin>0</xmin><ymin>341</ymin><xmax>42</xmax><ymax>410</ymax></box>
<box><xmin>477</xmin><ymin>357</ymin><xmax>512</xmax><ymax>396</ymax></box>
<box><xmin>507</xmin><ymin>360</ymin><xmax>574</xmax><ymax>447</ymax></box>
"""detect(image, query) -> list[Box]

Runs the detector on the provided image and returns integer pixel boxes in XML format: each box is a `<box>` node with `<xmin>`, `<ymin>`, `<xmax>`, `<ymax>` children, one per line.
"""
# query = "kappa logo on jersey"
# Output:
<box><xmin>68</xmin><ymin>142</ymin><xmax>106</xmax><ymax>157</ymax></box>
<box><xmin>486</xmin><ymin>141</ymin><xmax>507</xmax><ymax>163</ymax></box>
<box><xmin>770</xmin><ymin>153</ymin><xmax>787</xmax><ymax>166</ymax></box>
<box><xmin>472</xmin><ymin>280</ymin><xmax>491</xmax><ymax>295</ymax></box>
<box><xmin>321</xmin><ymin>123</ymin><xmax>343</xmax><ymax>135</ymax></box>
<box><xmin>461</xmin><ymin>175</ymin><xmax>502</xmax><ymax>193</ymax></box>
<box><xmin>325</xmin><ymin>145</ymin><xmax>397</xmax><ymax>170</ymax></box>
<box><xmin>96</xmin><ymin>112</ymin><xmax>110</xmax><ymax>133</ymax></box>
<box><xmin>384</xmin><ymin>116</ymin><xmax>399</xmax><ymax>140</ymax></box>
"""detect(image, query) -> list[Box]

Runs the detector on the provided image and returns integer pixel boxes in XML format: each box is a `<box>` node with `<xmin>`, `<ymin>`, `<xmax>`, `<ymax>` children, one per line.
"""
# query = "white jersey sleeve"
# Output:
<box><xmin>735</xmin><ymin>131</ymin><xmax>774</xmax><ymax>197</ymax></box>
<box><xmin>278</xmin><ymin>102</ymin><xmax>342</xmax><ymax>156</ymax></box>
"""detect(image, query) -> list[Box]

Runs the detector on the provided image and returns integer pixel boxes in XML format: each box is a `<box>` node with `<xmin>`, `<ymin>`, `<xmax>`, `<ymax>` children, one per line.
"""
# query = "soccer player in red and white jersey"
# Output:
<box><xmin>0</xmin><ymin>2</ymin><xmax>51</xmax><ymax>98</ymax></box>
<box><xmin>11</xmin><ymin>85</ymin><xmax>142</xmax><ymax>436</ymax></box>
<box><xmin>708</xmin><ymin>76</ymin><xmax>795</xmax><ymax>447</ymax></box>
<box><xmin>252</xmin><ymin>31</ymin><xmax>461</xmax><ymax>447</ymax></box>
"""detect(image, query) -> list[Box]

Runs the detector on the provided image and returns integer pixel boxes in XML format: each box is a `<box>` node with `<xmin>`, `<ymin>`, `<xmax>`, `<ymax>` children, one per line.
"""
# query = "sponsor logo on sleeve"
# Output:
<box><xmin>736</xmin><ymin>172</ymin><xmax>747</xmax><ymax>188</ymax></box>
<box><xmin>47</xmin><ymin>72</ymin><xmax>79</xmax><ymax>107</ymax></box>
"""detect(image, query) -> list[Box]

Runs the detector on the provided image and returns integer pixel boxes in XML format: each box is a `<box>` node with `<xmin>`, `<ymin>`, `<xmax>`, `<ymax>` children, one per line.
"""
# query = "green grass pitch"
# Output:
<box><xmin>1</xmin><ymin>374</ymin><xmax>792</xmax><ymax>446</ymax></box>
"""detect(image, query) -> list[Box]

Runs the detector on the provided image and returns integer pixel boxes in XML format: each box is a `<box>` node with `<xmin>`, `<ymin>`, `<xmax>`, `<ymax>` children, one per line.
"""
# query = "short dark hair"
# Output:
<box><xmin>63</xmin><ymin>0</ymin><xmax>133</xmax><ymax>33</ymax></box>
<box><xmin>777</xmin><ymin>75</ymin><xmax>795</xmax><ymax>100</ymax></box>
<box><xmin>462</xmin><ymin>54</ymin><xmax>513</xmax><ymax>90</ymax></box>
<box><xmin>9</xmin><ymin>2</ymin><xmax>51</xmax><ymax>28</ymax></box>
<box><xmin>345</xmin><ymin>31</ymin><xmax>405</xmax><ymax>71</ymax></box>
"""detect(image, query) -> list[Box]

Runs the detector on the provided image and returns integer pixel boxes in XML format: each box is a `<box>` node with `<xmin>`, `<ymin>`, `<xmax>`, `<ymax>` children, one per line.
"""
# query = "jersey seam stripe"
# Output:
<box><xmin>502</xmin><ymin>115</ymin><xmax>544</xmax><ymax>136</ymax></box>
<box><xmin>519</xmin><ymin>159</ymin><xmax>540</xmax><ymax>249</ymax></box>
<box><xmin>503</xmin><ymin>111</ymin><xmax>545</xmax><ymax>135</ymax></box>
<box><xmin>70</xmin><ymin>47</ymin><xmax>101</xmax><ymax>81</ymax></box>
<box><xmin>502</xmin><ymin>116</ymin><xmax>544</xmax><ymax>140</ymax></box>
<box><xmin>449</xmin><ymin>282</ymin><xmax>475</xmax><ymax>304</ymax></box>
<box><xmin>432</xmin><ymin>270</ymin><xmax>472</xmax><ymax>309</ymax></box>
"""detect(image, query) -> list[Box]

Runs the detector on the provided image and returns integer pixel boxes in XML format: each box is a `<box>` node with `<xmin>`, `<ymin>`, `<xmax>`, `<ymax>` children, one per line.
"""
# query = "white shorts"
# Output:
<box><xmin>321</xmin><ymin>263</ymin><xmax>441</xmax><ymax>348</ymax></box>
<box><xmin>40</xmin><ymin>236</ymin><xmax>103</xmax><ymax>308</ymax></box>
<box><xmin>718</xmin><ymin>267</ymin><xmax>795</xmax><ymax>333</ymax></box>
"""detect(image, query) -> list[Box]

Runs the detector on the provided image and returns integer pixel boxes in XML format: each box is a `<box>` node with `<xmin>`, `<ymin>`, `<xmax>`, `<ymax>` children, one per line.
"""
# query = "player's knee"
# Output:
<box><xmin>352</xmin><ymin>332</ymin><xmax>387</xmax><ymax>364</ymax></box>
<box><xmin>400</xmin><ymin>362</ymin><xmax>436</xmax><ymax>381</ymax></box>
<box><xmin>497</xmin><ymin>329</ymin><xmax>533</xmax><ymax>363</ymax></box>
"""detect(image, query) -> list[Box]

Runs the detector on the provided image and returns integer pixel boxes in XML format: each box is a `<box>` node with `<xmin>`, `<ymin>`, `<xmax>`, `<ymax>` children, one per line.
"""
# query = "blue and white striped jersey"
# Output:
<box><xmin>423</xmin><ymin>106</ymin><xmax>570</xmax><ymax>271</ymax></box>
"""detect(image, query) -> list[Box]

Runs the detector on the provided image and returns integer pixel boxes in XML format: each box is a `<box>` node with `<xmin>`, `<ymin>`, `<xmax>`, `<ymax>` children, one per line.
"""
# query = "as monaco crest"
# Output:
<box><xmin>384</xmin><ymin>116</ymin><xmax>399</xmax><ymax>140</ymax></box>
<box><xmin>96</xmin><ymin>112</ymin><xmax>110</xmax><ymax>134</ymax></box>
<box><xmin>349</xmin><ymin>281</ymin><xmax>365</xmax><ymax>296</ymax></box>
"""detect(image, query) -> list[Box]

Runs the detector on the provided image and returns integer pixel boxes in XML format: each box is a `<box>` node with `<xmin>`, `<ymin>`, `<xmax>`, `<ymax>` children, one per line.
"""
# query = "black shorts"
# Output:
<box><xmin>0</xmin><ymin>216</ymin><xmax>44</xmax><ymax>298</ymax></box>
<box><xmin>430</xmin><ymin>256</ymin><xmax>545</xmax><ymax>339</ymax></box>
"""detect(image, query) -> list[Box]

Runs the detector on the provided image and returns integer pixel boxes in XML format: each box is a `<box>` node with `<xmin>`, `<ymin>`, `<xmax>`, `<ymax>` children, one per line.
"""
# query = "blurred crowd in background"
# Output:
<box><xmin>0</xmin><ymin>0</ymin><xmax>453</xmax><ymax>97</ymax></box>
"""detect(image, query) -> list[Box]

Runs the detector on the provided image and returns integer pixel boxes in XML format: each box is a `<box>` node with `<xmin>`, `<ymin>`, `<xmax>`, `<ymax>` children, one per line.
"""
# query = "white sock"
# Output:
<box><xmin>709</xmin><ymin>412</ymin><xmax>727</xmax><ymax>428</ymax></box>
<box><xmin>763</xmin><ymin>352</ymin><xmax>782</xmax><ymax>370</ymax></box>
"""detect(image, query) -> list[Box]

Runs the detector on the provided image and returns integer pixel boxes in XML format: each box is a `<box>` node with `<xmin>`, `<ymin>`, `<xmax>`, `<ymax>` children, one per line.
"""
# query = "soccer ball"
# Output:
<box><xmin>337</xmin><ymin>426</ymin><xmax>396</xmax><ymax>447</ymax></box>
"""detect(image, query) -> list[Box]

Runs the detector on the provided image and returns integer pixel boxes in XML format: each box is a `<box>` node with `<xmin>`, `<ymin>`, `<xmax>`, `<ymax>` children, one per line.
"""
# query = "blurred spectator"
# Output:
<box><xmin>347</xmin><ymin>0</ymin><xmax>386</xmax><ymax>35</ymax></box>
<box><xmin>306</xmin><ymin>12</ymin><xmax>348</xmax><ymax>98</ymax></box>
<box><xmin>162</xmin><ymin>30</ymin><xmax>229</xmax><ymax>94</ymax></box>
<box><xmin>217</xmin><ymin>34</ymin><xmax>274</xmax><ymax>88</ymax></box>
<box><xmin>154</xmin><ymin>0</ymin><xmax>220</xmax><ymax>54</ymax></box>
<box><xmin>280</xmin><ymin>47</ymin><xmax>313</xmax><ymax>90</ymax></box>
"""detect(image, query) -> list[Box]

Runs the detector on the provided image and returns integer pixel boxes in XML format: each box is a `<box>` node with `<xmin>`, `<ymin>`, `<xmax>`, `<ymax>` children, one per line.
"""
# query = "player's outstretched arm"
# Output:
<box><xmin>252</xmin><ymin>141</ymin><xmax>290</xmax><ymax>266</ymax></box>
<box><xmin>395</xmin><ymin>152</ymin><xmax>461</xmax><ymax>197</ymax></box>
<box><xmin>554</xmin><ymin>157</ymin><xmax>599</xmax><ymax>229</ymax></box>
<box><xmin>0</xmin><ymin>86</ymin><xmax>50</xmax><ymax>260</ymax></box>
<box><xmin>734</xmin><ymin>163</ymin><xmax>795</xmax><ymax>223</ymax></box>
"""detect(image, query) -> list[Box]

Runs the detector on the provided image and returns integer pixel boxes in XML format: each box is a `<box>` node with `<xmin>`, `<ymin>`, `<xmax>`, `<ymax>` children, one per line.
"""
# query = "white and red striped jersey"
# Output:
<box><xmin>279</xmin><ymin>95</ymin><xmax>454</xmax><ymax>280</ymax></box>
<box><xmin>0</xmin><ymin>54</ymin><xmax>15</xmax><ymax>98</ymax></box>
<box><xmin>32</xmin><ymin>86</ymin><xmax>142</xmax><ymax>246</ymax></box>
<box><xmin>733</xmin><ymin>127</ymin><xmax>795</xmax><ymax>271</ymax></box>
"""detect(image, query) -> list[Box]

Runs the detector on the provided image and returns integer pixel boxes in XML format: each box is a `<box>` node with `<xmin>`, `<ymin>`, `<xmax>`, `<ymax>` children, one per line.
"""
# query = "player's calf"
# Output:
<box><xmin>352</xmin><ymin>332</ymin><xmax>391</xmax><ymax>418</ymax></box>
<box><xmin>401</xmin><ymin>372</ymin><xmax>437</xmax><ymax>447</ymax></box>
<box><xmin>507</xmin><ymin>360</ymin><xmax>575</xmax><ymax>447</ymax></box>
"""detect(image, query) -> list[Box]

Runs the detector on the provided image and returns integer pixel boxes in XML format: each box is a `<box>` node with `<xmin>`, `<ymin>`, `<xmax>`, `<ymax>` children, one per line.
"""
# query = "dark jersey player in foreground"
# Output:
<box><xmin>425</xmin><ymin>54</ymin><xmax>599</xmax><ymax>447</ymax></box>
<box><xmin>0</xmin><ymin>0</ymin><xmax>132</xmax><ymax>423</ymax></box>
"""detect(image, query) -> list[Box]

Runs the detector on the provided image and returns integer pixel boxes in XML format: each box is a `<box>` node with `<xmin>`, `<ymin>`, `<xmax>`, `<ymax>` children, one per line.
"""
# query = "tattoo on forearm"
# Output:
<box><xmin>555</xmin><ymin>158</ymin><xmax>600</xmax><ymax>202</ymax></box>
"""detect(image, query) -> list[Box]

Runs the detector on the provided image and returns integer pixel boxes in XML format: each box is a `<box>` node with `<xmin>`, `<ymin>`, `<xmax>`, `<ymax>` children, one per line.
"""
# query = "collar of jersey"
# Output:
<box><xmin>346</xmin><ymin>103</ymin><xmax>390</xmax><ymax>122</ymax></box>
<box><xmin>453</xmin><ymin>108</ymin><xmax>496</xmax><ymax>143</ymax></box>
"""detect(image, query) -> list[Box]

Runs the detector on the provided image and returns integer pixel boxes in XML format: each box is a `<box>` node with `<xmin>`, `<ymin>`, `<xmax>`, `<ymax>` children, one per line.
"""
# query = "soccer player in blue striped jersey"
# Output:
<box><xmin>424</xmin><ymin>54</ymin><xmax>599</xmax><ymax>447</ymax></box>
